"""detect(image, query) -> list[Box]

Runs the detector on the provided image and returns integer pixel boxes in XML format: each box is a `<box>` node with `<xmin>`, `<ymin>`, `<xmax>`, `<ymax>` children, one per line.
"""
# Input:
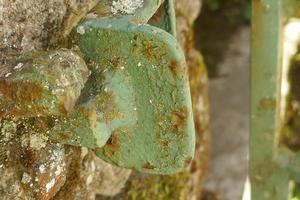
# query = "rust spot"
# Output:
<box><xmin>0</xmin><ymin>111</ymin><xmax>4</xmax><ymax>119</ymax></box>
<box><xmin>59</xmin><ymin>132</ymin><xmax>67</xmax><ymax>140</ymax></box>
<box><xmin>21</xmin><ymin>150</ymin><xmax>39</xmax><ymax>168</ymax></box>
<box><xmin>168</xmin><ymin>60</ymin><xmax>180</xmax><ymax>76</ymax></box>
<box><xmin>142</xmin><ymin>162</ymin><xmax>155</xmax><ymax>169</ymax></box>
<box><xmin>144</xmin><ymin>41</ymin><xmax>161</xmax><ymax>60</ymax></box>
<box><xmin>148</xmin><ymin>3</ymin><xmax>164</xmax><ymax>24</ymax></box>
<box><xmin>172</xmin><ymin>107</ymin><xmax>188</xmax><ymax>132</ymax></box>
<box><xmin>133</xmin><ymin>36</ymin><xmax>162</xmax><ymax>60</ymax></box>
<box><xmin>184</xmin><ymin>157</ymin><xmax>193</xmax><ymax>167</ymax></box>
<box><xmin>159</xmin><ymin>139</ymin><xmax>169</xmax><ymax>147</ymax></box>
<box><xmin>37</xmin><ymin>169</ymin><xmax>66</xmax><ymax>200</ymax></box>
<box><xmin>0</xmin><ymin>80</ymin><xmax>43</xmax><ymax>102</ymax></box>
<box><xmin>103</xmin><ymin>133</ymin><xmax>120</xmax><ymax>156</ymax></box>
<box><xmin>58</xmin><ymin>103</ymin><xmax>68</xmax><ymax>116</ymax></box>
<box><xmin>32</xmin><ymin>117</ymin><xmax>54</xmax><ymax>133</ymax></box>
<box><xmin>258</xmin><ymin>97</ymin><xmax>276</xmax><ymax>110</ymax></box>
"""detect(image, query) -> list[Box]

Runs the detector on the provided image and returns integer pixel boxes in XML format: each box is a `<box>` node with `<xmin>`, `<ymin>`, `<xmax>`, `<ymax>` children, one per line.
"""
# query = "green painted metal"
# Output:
<box><xmin>66</xmin><ymin>0</ymin><xmax>195</xmax><ymax>174</ymax></box>
<box><xmin>75</xmin><ymin>19</ymin><xmax>195</xmax><ymax>174</ymax></box>
<box><xmin>251</xmin><ymin>0</ymin><xmax>300</xmax><ymax>199</ymax></box>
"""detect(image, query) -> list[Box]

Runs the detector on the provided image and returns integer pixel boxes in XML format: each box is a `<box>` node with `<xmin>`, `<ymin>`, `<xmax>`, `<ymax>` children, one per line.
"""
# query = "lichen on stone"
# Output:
<box><xmin>111</xmin><ymin>0</ymin><xmax>144</xmax><ymax>14</ymax></box>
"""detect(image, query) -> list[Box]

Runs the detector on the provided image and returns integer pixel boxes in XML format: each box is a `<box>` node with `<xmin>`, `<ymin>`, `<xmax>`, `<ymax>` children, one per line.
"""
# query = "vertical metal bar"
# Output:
<box><xmin>164</xmin><ymin>0</ymin><xmax>176</xmax><ymax>36</ymax></box>
<box><xmin>251</xmin><ymin>0</ymin><xmax>290</xmax><ymax>199</ymax></box>
<box><xmin>148</xmin><ymin>0</ymin><xmax>176</xmax><ymax>36</ymax></box>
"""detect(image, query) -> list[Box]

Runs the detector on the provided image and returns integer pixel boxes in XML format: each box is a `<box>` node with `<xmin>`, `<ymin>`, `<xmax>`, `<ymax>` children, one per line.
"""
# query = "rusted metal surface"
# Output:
<box><xmin>73</xmin><ymin>17</ymin><xmax>195</xmax><ymax>174</ymax></box>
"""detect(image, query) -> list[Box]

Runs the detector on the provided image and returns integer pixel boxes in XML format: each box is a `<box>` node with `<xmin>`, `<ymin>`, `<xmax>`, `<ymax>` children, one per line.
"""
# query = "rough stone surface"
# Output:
<box><xmin>0</xmin><ymin>0</ymin><xmax>98</xmax><ymax>55</ymax></box>
<box><xmin>0</xmin><ymin>0</ymin><xmax>208</xmax><ymax>199</ymax></box>
<box><xmin>0</xmin><ymin>49</ymin><xmax>90</xmax><ymax>118</ymax></box>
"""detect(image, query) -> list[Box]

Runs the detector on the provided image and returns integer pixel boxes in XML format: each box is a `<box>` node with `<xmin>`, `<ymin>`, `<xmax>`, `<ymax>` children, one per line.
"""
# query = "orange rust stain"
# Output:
<box><xmin>258</xmin><ymin>97</ymin><xmax>276</xmax><ymax>110</ymax></box>
<box><xmin>21</xmin><ymin>150</ymin><xmax>39</xmax><ymax>168</ymax></box>
<box><xmin>58</xmin><ymin>103</ymin><xmax>68</xmax><ymax>116</ymax></box>
<box><xmin>144</xmin><ymin>42</ymin><xmax>160</xmax><ymax>60</ymax></box>
<box><xmin>33</xmin><ymin>117</ymin><xmax>53</xmax><ymax>133</ymax></box>
<box><xmin>189</xmin><ymin>159</ymin><xmax>197</xmax><ymax>173</ymax></box>
<box><xmin>0</xmin><ymin>111</ymin><xmax>4</xmax><ymax>119</ymax></box>
<box><xmin>184</xmin><ymin>157</ymin><xmax>193</xmax><ymax>167</ymax></box>
<box><xmin>80</xmin><ymin>107</ymin><xmax>94</xmax><ymax>118</ymax></box>
<box><xmin>252</xmin><ymin>0</ymin><xmax>264</xmax><ymax>42</ymax></box>
<box><xmin>8</xmin><ymin>106</ymin><xmax>43</xmax><ymax>118</ymax></box>
<box><xmin>159</xmin><ymin>139</ymin><xmax>169</xmax><ymax>147</ymax></box>
<box><xmin>37</xmin><ymin>170</ymin><xmax>66</xmax><ymax>200</ymax></box>
<box><xmin>168</xmin><ymin>60</ymin><xmax>180</xmax><ymax>76</ymax></box>
<box><xmin>142</xmin><ymin>162</ymin><xmax>155</xmax><ymax>169</ymax></box>
<box><xmin>104</xmin><ymin>133</ymin><xmax>121</xmax><ymax>156</ymax></box>
<box><xmin>172</xmin><ymin>107</ymin><xmax>188</xmax><ymax>131</ymax></box>
<box><xmin>59</xmin><ymin>132</ymin><xmax>67</xmax><ymax>140</ymax></box>
<box><xmin>133</xmin><ymin>37</ymin><xmax>161</xmax><ymax>60</ymax></box>
<box><xmin>0</xmin><ymin>80</ymin><xmax>43</xmax><ymax>102</ymax></box>
<box><xmin>148</xmin><ymin>3</ymin><xmax>164</xmax><ymax>24</ymax></box>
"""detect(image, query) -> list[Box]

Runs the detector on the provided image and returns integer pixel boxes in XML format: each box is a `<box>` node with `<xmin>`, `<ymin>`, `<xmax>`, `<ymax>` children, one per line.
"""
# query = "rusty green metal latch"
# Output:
<box><xmin>0</xmin><ymin>0</ymin><xmax>195</xmax><ymax>174</ymax></box>
<box><xmin>251</xmin><ymin>0</ymin><xmax>300</xmax><ymax>199</ymax></box>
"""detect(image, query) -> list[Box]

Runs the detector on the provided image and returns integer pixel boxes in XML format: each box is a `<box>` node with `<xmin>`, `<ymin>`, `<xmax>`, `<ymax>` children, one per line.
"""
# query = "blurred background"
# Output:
<box><xmin>195</xmin><ymin>1</ymin><xmax>250</xmax><ymax>199</ymax></box>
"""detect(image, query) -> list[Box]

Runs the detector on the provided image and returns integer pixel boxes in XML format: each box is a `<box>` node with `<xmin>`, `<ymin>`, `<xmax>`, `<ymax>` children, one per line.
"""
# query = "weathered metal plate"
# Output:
<box><xmin>73</xmin><ymin>19</ymin><xmax>195</xmax><ymax>174</ymax></box>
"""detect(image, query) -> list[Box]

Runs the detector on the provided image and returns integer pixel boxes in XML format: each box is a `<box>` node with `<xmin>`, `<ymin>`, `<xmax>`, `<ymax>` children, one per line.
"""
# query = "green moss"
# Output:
<box><xmin>292</xmin><ymin>182</ymin><xmax>300</xmax><ymax>200</ymax></box>
<box><xmin>281</xmin><ymin>52</ymin><xmax>300</xmax><ymax>150</ymax></box>
<box><xmin>126</xmin><ymin>171</ymin><xmax>189</xmax><ymax>200</ymax></box>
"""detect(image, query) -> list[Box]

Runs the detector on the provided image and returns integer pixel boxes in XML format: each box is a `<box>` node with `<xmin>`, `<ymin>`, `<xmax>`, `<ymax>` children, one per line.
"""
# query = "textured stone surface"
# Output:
<box><xmin>0</xmin><ymin>0</ymin><xmax>98</xmax><ymax>55</ymax></box>
<box><xmin>0</xmin><ymin>49</ymin><xmax>90</xmax><ymax>118</ymax></box>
